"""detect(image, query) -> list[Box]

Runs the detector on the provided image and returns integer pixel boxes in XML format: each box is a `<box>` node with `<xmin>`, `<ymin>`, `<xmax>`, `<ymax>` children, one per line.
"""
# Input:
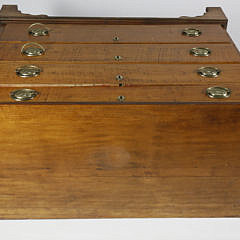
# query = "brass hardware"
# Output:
<box><xmin>118</xmin><ymin>95</ymin><xmax>125</xmax><ymax>102</ymax></box>
<box><xmin>116</xmin><ymin>75</ymin><xmax>124</xmax><ymax>81</ymax></box>
<box><xmin>114</xmin><ymin>55</ymin><xmax>122</xmax><ymax>61</ymax></box>
<box><xmin>28</xmin><ymin>23</ymin><xmax>49</xmax><ymax>36</ymax></box>
<box><xmin>113</xmin><ymin>36</ymin><xmax>120</xmax><ymax>41</ymax></box>
<box><xmin>206</xmin><ymin>87</ymin><xmax>231</xmax><ymax>99</ymax></box>
<box><xmin>16</xmin><ymin>65</ymin><xmax>41</xmax><ymax>78</ymax></box>
<box><xmin>190</xmin><ymin>47</ymin><xmax>211</xmax><ymax>57</ymax></box>
<box><xmin>182</xmin><ymin>28</ymin><xmax>202</xmax><ymax>37</ymax></box>
<box><xmin>21</xmin><ymin>42</ymin><xmax>45</xmax><ymax>56</ymax></box>
<box><xmin>10</xmin><ymin>89</ymin><xmax>39</xmax><ymax>101</ymax></box>
<box><xmin>197</xmin><ymin>67</ymin><xmax>221</xmax><ymax>78</ymax></box>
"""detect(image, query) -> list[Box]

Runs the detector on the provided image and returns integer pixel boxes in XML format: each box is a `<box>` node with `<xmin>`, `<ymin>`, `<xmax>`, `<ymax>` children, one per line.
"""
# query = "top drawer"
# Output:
<box><xmin>0</xmin><ymin>23</ymin><xmax>231</xmax><ymax>43</ymax></box>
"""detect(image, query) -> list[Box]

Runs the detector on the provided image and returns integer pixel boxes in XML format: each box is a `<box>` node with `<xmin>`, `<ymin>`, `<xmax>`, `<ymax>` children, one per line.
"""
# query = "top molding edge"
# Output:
<box><xmin>0</xmin><ymin>5</ymin><xmax>228</xmax><ymax>29</ymax></box>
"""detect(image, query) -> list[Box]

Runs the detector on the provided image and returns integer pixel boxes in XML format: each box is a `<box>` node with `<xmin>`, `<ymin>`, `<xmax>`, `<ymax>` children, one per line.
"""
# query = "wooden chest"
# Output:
<box><xmin>0</xmin><ymin>5</ymin><xmax>240</xmax><ymax>219</ymax></box>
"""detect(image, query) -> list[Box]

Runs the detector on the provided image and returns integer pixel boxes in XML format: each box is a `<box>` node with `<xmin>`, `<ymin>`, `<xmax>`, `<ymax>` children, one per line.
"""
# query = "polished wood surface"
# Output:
<box><xmin>0</xmin><ymin>43</ymin><xmax>239</xmax><ymax>63</ymax></box>
<box><xmin>0</xmin><ymin>5</ymin><xmax>240</xmax><ymax>219</ymax></box>
<box><xmin>2</xmin><ymin>85</ymin><xmax>240</xmax><ymax>103</ymax></box>
<box><xmin>0</xmin><ymin>63</ymin><xmax>240</xmax><ymax>86</ymax></box>
<box><xmin>0</xmin><ymin>23</ymin><xmax>231</xmax><ymax>43</ymax></box>
<box><xmin>0</xmin><ymin>104</ymin><xmax>240</xmax><ymax>218</ymax></box>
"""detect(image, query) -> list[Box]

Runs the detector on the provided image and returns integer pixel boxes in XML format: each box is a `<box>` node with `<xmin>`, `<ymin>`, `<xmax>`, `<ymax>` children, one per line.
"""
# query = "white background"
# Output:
<box><xmin>1</xmin><ymin>1</ymin><xmax>240</xmax><ymax>240</ymax></box>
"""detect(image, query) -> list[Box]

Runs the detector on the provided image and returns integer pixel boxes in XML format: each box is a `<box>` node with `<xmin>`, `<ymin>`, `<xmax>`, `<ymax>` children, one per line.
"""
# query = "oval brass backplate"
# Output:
<box><xmin>10</xmin><ymin>89</ymin><xmax>39</xmax><ymax>101</ymax></box>
<box><xmin>190</xmin><ymin>48</ymin><xmax>211</xmax><ymax>57</ymax></box>
<box><xmin>16</xmin><ymin>65</ymin><xmax>41</xmax><ymax>78</ymax></box>
<box><xmin>21</xmin><ymin>42</ymin><xmax>45</xmax><ymax>56</ymax></box>
<box><xmin>197</xmin><ymin>67</ymin><xmax>221</xmax><ymax>78</ymax></box>
<box><xmin>182</xmin><ymin>28</ymin><xmax>202</xmax><ymax>37</ymax></box>
<box><xmin>28</xmin><ymin>23</ymin><xmax>49</xmax><ymax>36</ymax></box>
<box><xmin>206</xmin><ymin>87</ymin><xmax>231</xmax><ymax>99</ymax></box>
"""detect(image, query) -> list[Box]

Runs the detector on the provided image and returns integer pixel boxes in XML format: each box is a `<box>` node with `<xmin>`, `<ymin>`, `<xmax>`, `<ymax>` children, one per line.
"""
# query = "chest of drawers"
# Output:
<box><xmin>0</xmin><ymin>5</ymin><xmax>240</xmax><ymax>219</ymax></box>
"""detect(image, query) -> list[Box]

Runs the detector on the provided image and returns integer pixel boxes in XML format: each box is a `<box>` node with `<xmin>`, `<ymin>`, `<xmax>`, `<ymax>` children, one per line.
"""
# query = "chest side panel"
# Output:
<box><xmin>0</xmin><ymin>104</ymin><xmax>240</xmax><ymax>218</ymax></box>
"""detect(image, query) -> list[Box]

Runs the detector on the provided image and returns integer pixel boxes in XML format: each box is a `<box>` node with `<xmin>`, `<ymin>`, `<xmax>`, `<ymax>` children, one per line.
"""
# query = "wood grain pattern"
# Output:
<box><xmin>0</xmin><ymin>5</ymin><xmax>240</xmax><ymax>219</ymax></box>
<box><xmin>0</xmin><ymin>63</ymin><xmax>239</xmax><ymax>86</ymax></box>
<box><xmin>0</xmin><ymin>24</ymin><xmax>231</xmax><ymax>43</ymax></box>
<box><xmin>0</xmin><ymin>104</ymin><xmax>240</xmax><ymax>218</ymax></box>
<box><xmin>0</xmin><ymin>43</ymin><xmax>239</xmax><ymax>63</ymax></box>
<box><xmin>1</xmin><ymin>85</ymin><xmax>240</xmax><ymax>103</ymax></box>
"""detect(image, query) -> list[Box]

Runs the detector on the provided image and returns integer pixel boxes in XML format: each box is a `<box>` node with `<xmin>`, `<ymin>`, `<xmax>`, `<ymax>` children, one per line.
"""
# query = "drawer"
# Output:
<box><xmin>0</xmin><ymin>43</ymin><xmax>239</xmax><ymax>63</ymax></box>
<box><xmin>0</xmin><ymin>63</ymin><xmax>239</xmax><ymax>85</ymax></box>
<box><xmin>0</xmin><ymin>23</ymin><xmax>231</xmax><ymax>43</ymax></box>
<box><xmin>1</xmin><ymin>85</ymin><xmax>239</xmax><ymax>103</ymax></box>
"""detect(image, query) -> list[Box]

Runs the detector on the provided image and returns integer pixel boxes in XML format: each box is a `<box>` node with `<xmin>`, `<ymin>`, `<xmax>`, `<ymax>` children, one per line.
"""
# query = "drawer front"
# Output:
<box><xmin>0</xmin><ymin>24</ymin><xmax>231</xmax><ymax>43</ymax></box>
<box><xmin>0</xmin><ymin>43</ymin><xmax>239</xmax><ymax>63</ymax></box>
<box><xmin>1</xmin><ymin>85</ymin><xmax>239</xmax><ymax>103</ymax></box>
<box><xmin>0</xmin><ymin>63</ymin><xmax>239</xmax><ymax>85</ymax></box>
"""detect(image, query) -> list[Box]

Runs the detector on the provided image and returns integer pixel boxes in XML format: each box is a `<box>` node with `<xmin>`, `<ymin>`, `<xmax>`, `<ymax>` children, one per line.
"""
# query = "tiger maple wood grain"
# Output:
<box><xmin>2</xmin><ymin>85</ymin><xmax>240</xmax><ymax>103</ymax></box>
<box><xmin>0</xmin><ymin>63</ymin><xmax>240</xmax><ymax>86</ymax></box>
<box><xmin>0</xmin><ymin>24</ymin><xmax>231</xmax><ymax>43</ymax></box>
<box><xmin>0</xmin><ymin>43</ymin><xmax>239</xmax><ymax>63</ymax></box>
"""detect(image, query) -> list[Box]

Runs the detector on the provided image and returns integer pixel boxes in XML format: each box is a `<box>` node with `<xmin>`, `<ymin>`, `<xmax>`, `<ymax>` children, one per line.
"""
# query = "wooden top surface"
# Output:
<box><xmin>0</xmin><ymin>5</ymin><xmax>228</xmax><ymax>28</ymax></box>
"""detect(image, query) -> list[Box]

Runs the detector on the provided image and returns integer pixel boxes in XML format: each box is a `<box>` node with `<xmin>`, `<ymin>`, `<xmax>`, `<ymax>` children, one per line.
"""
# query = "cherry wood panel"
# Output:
<box><xmin>1</xmin><ymin>85</ymin><xmax>240</xmax><ymax>103</ymax></box>
<box><xmin>0</xmin><ymin>24</ymin><xmax>231</xmax><ymax>43</ymax></box>
<box><xmin>0</xmin><ymin>104</ymin><xmax>240</xmax><ymax>218</ymax></box>
<box><xmin>0</xmin><ymin>43</ymin><xmax>239</xmax><ymax>63</ymax></box>
<box><xmin>0</xmin><ymin>63</ymin><xmax>239</xmax><ymax>86</ymax></box>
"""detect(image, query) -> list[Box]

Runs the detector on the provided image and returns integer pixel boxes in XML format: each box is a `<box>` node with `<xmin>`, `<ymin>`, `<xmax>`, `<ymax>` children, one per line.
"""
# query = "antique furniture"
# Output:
<box><xmin>0</xmin><ymin>5</ymin><xmax>240</xmax><ymax>219</ymax></box>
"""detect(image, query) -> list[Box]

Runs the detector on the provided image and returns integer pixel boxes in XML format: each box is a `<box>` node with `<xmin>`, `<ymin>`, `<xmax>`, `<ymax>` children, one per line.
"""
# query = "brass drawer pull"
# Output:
<box><xmin>21</xmin><ymin>42</ymin><xmax>45</xmax><ymax>56</ymax></box>
<box><xmin>28</xmin><ymin>23</ymin><xmax>49</xmax><ymax>36</ymax></box>
<box><xmin>16</xmin><ymin>65</ymin><xmax>42</xmax><ymax>78</ymax></box>
<box><xmin>190</xmin><ymin>48</ymin><xmax>211</xmax><ymax>57</ymax></box>
<box><xmin>10</xmin><ymin>89</ymin><xmax>39</xmax><ymax>101</ymax></box>
<box><xmin>197</xmin><ymin>67</ymin><xmax>221</xmax><ymax>78</ymax></box>
<box><xmin>206</xmin><ymin>87</ymin><xmax>231</xmax><ymax>99</ymax></box>
<box><xmin>182</xmin><ymin>28</ymin><xmax>202</xmax><ymax>37</ymax></box>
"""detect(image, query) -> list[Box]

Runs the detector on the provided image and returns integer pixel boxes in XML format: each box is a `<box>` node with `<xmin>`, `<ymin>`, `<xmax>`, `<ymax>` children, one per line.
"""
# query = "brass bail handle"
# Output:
<box><xmin>21</xmin><ymin>42</ymin><xmax>45</xmax><ymax>56</ymax></box>
<box><xmin>28</xmin><ymin>23</ymin><xmax>50</xmax><ymax>36</ymax></box>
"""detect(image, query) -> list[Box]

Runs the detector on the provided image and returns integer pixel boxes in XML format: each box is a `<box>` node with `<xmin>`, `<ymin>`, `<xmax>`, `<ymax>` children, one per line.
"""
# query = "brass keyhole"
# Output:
<box><xmin>114</xmin><ymin>56</ymin><xmax>122</xmax><ymax>61</ymax></box>
<box><xmin>118</xmin><ymin>95</ymin><xmax>125</xmax><ymax>102</ymax></box>
<box><xmin>113</xmin><ymin>36</ymin><xmax>120</xmax><ymax>41</ymax></box>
